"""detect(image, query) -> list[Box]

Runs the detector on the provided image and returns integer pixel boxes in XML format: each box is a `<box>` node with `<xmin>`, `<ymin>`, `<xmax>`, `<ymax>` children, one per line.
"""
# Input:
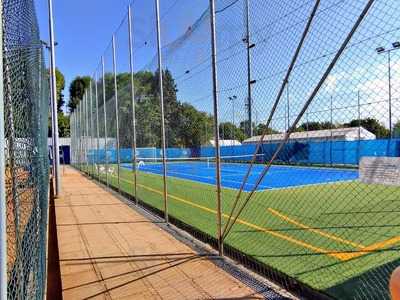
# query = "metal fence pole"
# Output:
<box><xmin>89</xmin><ymin>79</ymin><xmax>94</xmax><ymax>176</ymax></box>
<box><xmin>155</xmin><ymin>0</ymin><xmax>168</xmax><ymax>223</ymax></box>
<box><xmin>387</xmin><ymin>50</ymin><xmax>392</xmax><ymax>138</ymax></box>
<box><xmin>73</xmin><ymin>112</ymin><xmax>75</xmax><ymax>165</ymax></box>
<box><xmin>71</xmin><ymin>113</ymin><xmax>73</xmax><ymax>164</ymax></box>
<box><xmin>244</xmin><ymin>0</ymin><xmax>253</xmax><ymax>137</ymax></box>
<box><xmin>102</xmin><ymin>56</ymin><xmax>109</xmax><ymax>186</ymax></box>
<box><xmin>83</xmin><ymin>98</ymin><xmax>85</xmax><ymax>170</ymax></box>
<box><xmin>81</xmin><ymin>102</ymin><xmax>83</xmax><ymax>170</ymax></box>
<box><xmin>77</xmin><ymin>105</ymin><xmax>79</xmax><ymax>167</ymax></box>
<box><xmin>48</xmin><ymin>0</ymin><xmax>61</xmax><ymax>196</ymax></box>
<box><xmin>85</xmin><ymin>92</ymin><xmax>89</xmax><ymax>171</ymax></box>
<box><xmin>330</xmin><ymin>95</ymin><xmax>333</xmax><ymax>166</ymax></box>
<box><xmin>79</xmin><ymin>103</ymin><xmax>82</xmax><ymax>170</ymax></box>
<box><xmin>128</xmin><ymin>5</ymin><xmax>138</xmax><ymax>203</ymax></box>
<box><xmin>112</xmin><ymin>35</ymin><xmax>121</xmax><ymax>192</ymax></box>
<box><xmin>78</xmin><ymin>107</ymin><xmax>81</xmax><ymax>167</ymax></box>
<box><xmin>80</xmin><ymin>97</ymin><xmax>83</xmax><ymax>170</ymax></box>
<box><xmin>82</xmin><ymin>96</ymin><xmax>85</xmax><ymax>170</ymax></box>
<box><xmin>0</xmin><ymin>0</ymin><xmax>7</xmax><ymax>296</ymax></box>
<box><xmin>209</xmin><ymin>0</ymin><xmax>223</xmax><ymax>256</ymax></box>
<box><xmin>357</xmin><ymin>91</ymin><xmax>361</xmax><ymax>164</ymax></box>
<box><xmin>75</xmin><ymin>111</ymin><xmax>77</xmax><ymax>165</ymax></box>
<box><xmin>95</xmin><ymin>72</ymin><xmax>100</xmax><ymax>179</ymax></box>
<box><xmin>81</xmin><ymin>96</ymin><xmax>84</xmax><ymax>170</ymax></box>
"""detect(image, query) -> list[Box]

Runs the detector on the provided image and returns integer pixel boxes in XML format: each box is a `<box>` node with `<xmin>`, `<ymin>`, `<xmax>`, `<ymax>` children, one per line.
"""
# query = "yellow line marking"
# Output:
<box><xmin>268</xmin><ymin>208</ymin><xmax>365</xmax><ymax>249</ymax></box>
<box><xmin>113</xmin><ymin>175</ymin><xmax>346</xmax><ymax>260</ymax></box>
<box><xmin>340</xmin><ymin>236</ymin><xmax>400</xmax><ymax>260</ymax></box>
<box><xmin>111</xmin><ymin>174</ymin><xmax>400</xmax><ymax>261</ymax></box>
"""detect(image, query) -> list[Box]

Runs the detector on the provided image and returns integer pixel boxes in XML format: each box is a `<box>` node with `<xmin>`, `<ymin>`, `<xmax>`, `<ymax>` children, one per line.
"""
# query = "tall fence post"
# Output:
<box><xmin>155</xmin><ymin>0</ymin><xmax>169</xmax><ymax>223</ymax></box>
<box><xmin>0</xmin><ymin>0</ymin><xmax>7</xmax><ymax>296</ymax></box>
<box><xmin>357</xmin><ymin>91</ymin><xmax>361</xmax><ymax>164</ymax></box>
<box><xmin>78</xmin><ymin>102</ymin><xmax>83</xmax><ymax>171</ymax></box>
<box><xmin>71</xmin><ymin>113</ymin><xmax>73</xmax><ymax>165</ymax></box>
<box><xmin>85</xmin><ymin>92</ymin><xmax>89</xmax><ymax>171</ymax></box>
<box><xmin>128</xmin><ymin>5</ymin><xmax>138</xmax><ymax>203</ymax></box>
<box><xmin>73</xmin><ymin>112</ymin><xmax>76</xmax><ymax>165</ymax></box>
<box><xmin>102</xmin><ymin>56</ymin><xmax>109</xmax><ymax>186</ymax></box>
<box><xmin>95</xmin><ymin>72</ymin><xmax>100</xmax><ymax>179</ymax></box>
<box><xmin>209</xmin><ymin>0</ymin><xmax>223</xmax><ymax>256</ymax></box>
<box><xmin>82</xmin><ymin>98</ymin><xmax>85</xmax><ymax>170</ymax></box>
<box><xmin>112</xmin><ymin>35</ymin><xmax>121</xmax><ymax>192</ymax></box>
<box><xmin>81</xmin><ymin>95</ymin><xmax>84</xmax><ymax>170</ymax></box>
<box><xmin>48</xmin><ymin>0</ymin><xmax>61</xmax><ymax>196</ymax></box>
<box><xmin>90</xmin><ymin>79</ymin><xmax>94</xmax><ymax>176</ymax></box>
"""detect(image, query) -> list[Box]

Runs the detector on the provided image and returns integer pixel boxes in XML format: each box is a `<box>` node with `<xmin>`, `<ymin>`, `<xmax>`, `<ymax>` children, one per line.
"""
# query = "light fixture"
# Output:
<box><xmin>392</xmin><ymin>41</ymin><xmax>400</xmax><ymax>49</ymax></box>
<box><xmin>376</xmin><ymin>47</ymin><xmax>385</xmax><ymax>53</ymax></box>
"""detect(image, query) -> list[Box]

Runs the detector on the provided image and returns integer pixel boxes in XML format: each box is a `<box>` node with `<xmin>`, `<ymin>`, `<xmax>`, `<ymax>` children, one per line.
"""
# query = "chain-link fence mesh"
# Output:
<box><xmin>2</xmin><ymin>0</ymin><xmax>50</xmax><ymax>298</ymax></box>
<box><xmin>70</xmin><ymin>0</ymin><xmax>400</xmax><ymax>298</ymax></box>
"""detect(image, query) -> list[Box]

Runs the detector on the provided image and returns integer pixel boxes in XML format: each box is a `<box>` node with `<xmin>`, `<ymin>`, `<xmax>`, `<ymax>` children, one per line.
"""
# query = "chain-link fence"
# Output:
<box><xmin>0</xmin><ymin>0</ymin><xmax>50</xmax><ymax>299</ymax></box>
<box><xmin>71</xmin><ymin>0</ymin><xmax>400</xmax><ymax>298</ymax></box>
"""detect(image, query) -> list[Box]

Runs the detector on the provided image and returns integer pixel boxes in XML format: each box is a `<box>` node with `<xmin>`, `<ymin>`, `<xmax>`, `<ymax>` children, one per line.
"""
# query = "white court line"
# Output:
<box><xmin>121</xmin><ymin>163</ymin><xmax>357</xmax><ymax>192</ymax></box>
<box><xmin>121</xmin><ymin>163</ymin><xmax>271</xmax><ymax>190</ymax></box>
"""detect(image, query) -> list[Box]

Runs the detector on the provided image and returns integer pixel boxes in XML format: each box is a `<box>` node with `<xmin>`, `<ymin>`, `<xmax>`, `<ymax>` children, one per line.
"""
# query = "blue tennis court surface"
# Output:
<box><xmin>122</xmin><ymin>162</ymin><xmax>358</xmax><ymax>191</ymax></box>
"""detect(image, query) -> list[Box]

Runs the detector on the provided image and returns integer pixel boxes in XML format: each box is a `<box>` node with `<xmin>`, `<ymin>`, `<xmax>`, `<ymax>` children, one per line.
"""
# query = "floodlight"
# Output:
<box><xmin>376</xmin><ymin>47</ymin><xmax>385</xmax><ymax>53</ymax></box>
<box><xmin>392</xmin><ymin>41</ymin><xmax>400</xmax><ymax>49</ymax></box>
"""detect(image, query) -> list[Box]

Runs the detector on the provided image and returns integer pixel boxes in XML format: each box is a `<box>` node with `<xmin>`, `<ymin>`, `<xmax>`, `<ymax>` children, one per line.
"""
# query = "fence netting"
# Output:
<box><xmin>70</xmin><ymin>0</ymin><xmax>400</xmax><ymax>299</ymax></box>
<box><xmin>2</xmin><ymin>0</ymin><xmax>50</xmax><ymax>298</ymax></box>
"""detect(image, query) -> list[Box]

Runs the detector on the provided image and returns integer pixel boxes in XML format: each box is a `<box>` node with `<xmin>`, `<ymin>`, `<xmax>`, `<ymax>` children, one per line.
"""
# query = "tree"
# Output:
<box><xmin>296</xmin><ymin>121</ymin><xmax>335</xmax><ymax>132</ymax></box>
<box><xmin>72</xmin><ymin>69</ymin><xmax>219</xmax><ymax>149</ymax></box>
<box><xmin>68</xmin><ymin>76</ymin><xmax>91</xmax><ymax>112</ymax></box>
<box><xmin>179</xmin><ymin>103</ymin><xmax>213</xmax><ymax>147</ymax></box>
<box><xmin>219</xmin><ymin>122</ymin><xmax>245</xmax><ymax>142</ymax></box>
<box><xmin>58</xmin><ymin>113</ymin><xmax>70</xmax><ymax>137</ymax></box>
<box><xmin>48</xmin><ymin>69</ymin><xmax>70</xmax><ymax>137</ymax></box>
<box><xmin>345</xmin><ymin>118</ymin><xmax>389</xmax><ymax>138</ymax></box>
<box><xmin>254</xmin><ymin>124</ymin><xmax>279</xmax><ymax>135</ymax></box>
<box><xmin>394</xmin><ymin>121</ymin><xmax>400</xmax><ymax>138</ymax></box>
<box><xmin>56</xmin><ymin>68</ymin><xmax>65</xmax><ymax>113</ymax></box>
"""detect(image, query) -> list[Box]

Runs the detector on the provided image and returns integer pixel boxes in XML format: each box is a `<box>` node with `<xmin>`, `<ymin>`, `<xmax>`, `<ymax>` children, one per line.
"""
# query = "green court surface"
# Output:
<box><xmin>86</xmin><ymin>164</ymin><xmax>400</xmax><ymax>299</ymax></box>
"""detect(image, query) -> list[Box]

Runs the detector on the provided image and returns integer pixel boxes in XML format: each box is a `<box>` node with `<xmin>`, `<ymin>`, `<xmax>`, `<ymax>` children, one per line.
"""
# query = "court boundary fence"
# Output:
<box><xmin>0</xmin><ymin>0</ymin><xmax>50</xmax><ymax>298</ymax></box>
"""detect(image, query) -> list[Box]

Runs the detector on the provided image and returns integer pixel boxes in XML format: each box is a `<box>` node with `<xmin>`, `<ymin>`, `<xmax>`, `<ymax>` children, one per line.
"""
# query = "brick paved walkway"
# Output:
<box><xmin>56</xmin><ymin>167</ymin><xmax>263</xmax><ymax>299</ymax></box>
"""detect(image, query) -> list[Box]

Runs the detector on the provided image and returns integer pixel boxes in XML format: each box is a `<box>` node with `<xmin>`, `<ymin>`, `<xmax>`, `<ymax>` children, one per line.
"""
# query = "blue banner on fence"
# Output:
<box><xmin>87</xmin><ymin>139</ymin><xmax>400</xmax><ymax>166</ymax></box>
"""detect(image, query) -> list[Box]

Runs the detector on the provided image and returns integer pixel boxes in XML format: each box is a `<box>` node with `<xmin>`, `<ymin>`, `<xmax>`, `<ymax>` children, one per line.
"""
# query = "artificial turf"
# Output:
<box><xmin>82</xmin><ymin>163</ymin><xmax>400</xmax><ymax>299</ymax></box>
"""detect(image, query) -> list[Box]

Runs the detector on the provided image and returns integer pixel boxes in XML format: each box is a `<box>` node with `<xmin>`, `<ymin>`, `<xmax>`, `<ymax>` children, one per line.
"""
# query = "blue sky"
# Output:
<box><xmin>34</xmin><ymin>0</ymin><xmax>208</xmax><ymax>112</ymax></box>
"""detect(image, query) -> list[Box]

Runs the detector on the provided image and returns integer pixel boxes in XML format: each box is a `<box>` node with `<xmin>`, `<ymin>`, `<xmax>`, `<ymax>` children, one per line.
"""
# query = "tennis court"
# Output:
<box><xmin>122</xmin><ymin>158</ymin><xmax>358</xmax><ymax>191</ymax></box>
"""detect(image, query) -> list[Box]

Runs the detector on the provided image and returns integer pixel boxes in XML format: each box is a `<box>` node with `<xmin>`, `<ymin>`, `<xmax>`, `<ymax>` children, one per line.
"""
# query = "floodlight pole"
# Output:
<box><xmin>48</xmin><ymin>0</ymin><xmax>61</xmax><ymax>196</ymax></box>
<box><xmin>155</xmin><ymin>0</ymin><xmax>169</xmax><ymax>223</ymax></box>
<box><xmin>210</xmin><ymin>0</ymin><xmax>223</xmax><ymax>256</ymax></box>
<box><xmin>244</xmin><ymin>0</ymin><xmax>253</xmax><ymax>137</ymax></box>
<box><xmin>376</xmin><ymin>43</ymin><xmax>400</xmax><ymax>138</ymax></box>
<box><xmin>128</xmin><ymin>5</ymin><xmax>138</xmax><ymax>203</ymax></box>
<box><xmin>228</xmin><ymin>96</ymin><xmax>236</xmax><ymax>127</ymax></box>
<box><xmin>0</xmin><ymin>0</ymin><xmax>7</xmax><ymax>297</ymax></box>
